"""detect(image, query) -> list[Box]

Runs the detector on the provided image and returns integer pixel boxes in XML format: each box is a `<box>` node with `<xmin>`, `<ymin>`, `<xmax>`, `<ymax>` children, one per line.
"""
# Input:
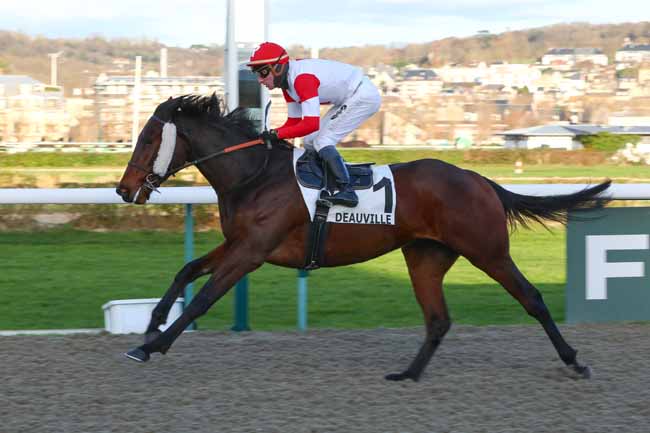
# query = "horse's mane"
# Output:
<box><xmin>169</xmin><ymin>94</ymin><xmax>259</xmax><ymax>140</ymax></box>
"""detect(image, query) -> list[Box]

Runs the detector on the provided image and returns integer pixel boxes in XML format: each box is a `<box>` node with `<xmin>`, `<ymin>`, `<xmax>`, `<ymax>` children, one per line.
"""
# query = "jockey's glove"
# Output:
<box><xmin>260</xmin><ymin>129</ymin><xmax>280</xmax><ymax>146</ymax></box>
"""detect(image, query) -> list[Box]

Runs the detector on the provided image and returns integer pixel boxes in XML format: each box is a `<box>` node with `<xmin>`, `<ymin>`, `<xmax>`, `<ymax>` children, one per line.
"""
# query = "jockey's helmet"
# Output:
<box><xmin>247</xmin><ymin>42</ymin><xmax>290</xmax><ymax>89</ymax></box>
<box><xmin>246</xmin><ymin>42</ymin><xmax>289</xmax><ymax>70</ymax></box>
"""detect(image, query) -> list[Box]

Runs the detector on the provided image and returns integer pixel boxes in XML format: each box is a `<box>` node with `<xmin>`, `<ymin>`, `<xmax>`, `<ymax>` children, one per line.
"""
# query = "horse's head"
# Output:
<box><xmin>116</xmin><ymin>97</ymin><xmax>191</xmax><ymax>204</ymax></box>
<box><xmin>118</xmin><ymin>94</ymin><xmax>268</xmax><ymax>202</ymax></box>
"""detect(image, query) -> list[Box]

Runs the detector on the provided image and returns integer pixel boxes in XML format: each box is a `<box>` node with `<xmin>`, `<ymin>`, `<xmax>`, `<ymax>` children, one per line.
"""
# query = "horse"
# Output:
<box><xmin>116</xmin><ymin>94</ymin><xmax>611</xmax><ymax>381</ymax></box>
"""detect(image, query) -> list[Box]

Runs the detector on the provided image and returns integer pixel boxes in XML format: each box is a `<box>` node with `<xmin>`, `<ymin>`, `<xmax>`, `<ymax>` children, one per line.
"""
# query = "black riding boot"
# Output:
<box><xmin>318</xmin><ymin>145</ymin><xmax>359</xmax><ymax>207</ymax></box>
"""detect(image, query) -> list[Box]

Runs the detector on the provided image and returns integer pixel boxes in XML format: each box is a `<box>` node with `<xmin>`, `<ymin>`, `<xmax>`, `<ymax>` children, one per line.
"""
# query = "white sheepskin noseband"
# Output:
<box><xmin>152</xmin><ymin>122</ymin><xmax>177</xmax><ymax>176</ymax></box>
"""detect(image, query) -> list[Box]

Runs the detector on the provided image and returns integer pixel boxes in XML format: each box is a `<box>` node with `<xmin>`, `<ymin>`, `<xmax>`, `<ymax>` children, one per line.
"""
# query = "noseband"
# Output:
<box><xmin>127</xmin><ymin>115</ymin><xmax>280</xmax><ymax>195</ymax></box>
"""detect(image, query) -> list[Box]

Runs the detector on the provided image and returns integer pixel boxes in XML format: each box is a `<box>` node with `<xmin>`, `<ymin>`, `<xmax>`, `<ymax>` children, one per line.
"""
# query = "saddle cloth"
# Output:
<box><xmin>292</xmin><ymin>148</ymin><xmax>397</xmax><ymax>225</ymax></box>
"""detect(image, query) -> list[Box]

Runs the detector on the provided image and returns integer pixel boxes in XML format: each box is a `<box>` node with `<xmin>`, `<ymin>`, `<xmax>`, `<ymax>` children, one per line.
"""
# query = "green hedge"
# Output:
<box><xmin>577</xmin><ymin>132</ymin><xmax>640</xmax><ymax>152</ymax></box>
<box><xmin>0</xmin><ymin>148</ymin><xmax>616</xmax><ymax>168</ymax></box>
<box><xmin>0</xmin><ymin>152</ymin><xmax>130</xmax><ymax>168</ymax></box>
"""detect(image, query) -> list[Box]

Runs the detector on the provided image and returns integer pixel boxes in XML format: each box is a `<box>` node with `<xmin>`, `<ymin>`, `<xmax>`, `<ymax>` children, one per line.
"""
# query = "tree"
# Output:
<box><xmin>616</xmin><ymin>68</ymin><xmax>638</xmax><ymax>79</ymax></box>
<box><xmin>577</xmin><ymin>132</ymin><xmax>641</xmax><ymax>151</ymax></box>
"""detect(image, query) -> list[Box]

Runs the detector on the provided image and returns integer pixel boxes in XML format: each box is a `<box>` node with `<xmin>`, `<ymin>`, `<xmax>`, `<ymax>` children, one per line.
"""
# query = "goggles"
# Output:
<box><xmin>251</xmin><ymin>54</ymin><xmax>284</xmax><ymax>79</ymax></box>
<box><xmin>254</xmin><ymin>65</ymin><xmax>272</xmax><ymax>78</ymax></box>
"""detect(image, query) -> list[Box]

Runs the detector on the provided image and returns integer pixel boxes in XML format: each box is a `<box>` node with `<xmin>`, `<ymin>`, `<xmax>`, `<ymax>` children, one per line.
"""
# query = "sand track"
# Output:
<box><xmin>1</xmin><ymin>324</ymin><xmax>648</xmax><ymax>433</ymax></box>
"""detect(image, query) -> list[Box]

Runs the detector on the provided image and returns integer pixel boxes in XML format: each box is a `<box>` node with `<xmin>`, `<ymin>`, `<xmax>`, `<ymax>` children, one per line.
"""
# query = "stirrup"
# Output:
<box><xmin>329</xmin><ymin>189</ymin><xmax>358</xmax><ymax>207</ymax></box>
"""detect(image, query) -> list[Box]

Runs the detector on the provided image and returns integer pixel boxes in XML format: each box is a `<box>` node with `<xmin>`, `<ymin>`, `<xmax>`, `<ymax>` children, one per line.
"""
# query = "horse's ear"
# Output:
<box><xmin>168</xmin><ymin>96</ymin><xmax>173</xmax><ymax>101</ymax></box>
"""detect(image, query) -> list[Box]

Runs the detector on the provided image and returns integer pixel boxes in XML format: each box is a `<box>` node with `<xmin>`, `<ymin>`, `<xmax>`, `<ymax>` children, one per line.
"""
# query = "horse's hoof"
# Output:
<box><xmin>144</xmin><ymin>330</ymin><xmax>162</xmax><ymax>344</ymax></box>
<box><xmin>124</xmin><ymin>347</ymin><xmax>150</xmax><ymax>363</ymax></box>
<box><xmin>566</xmin><ymin>362</ymin><xmax>592</xmax><ymax>379</ymax></box>
<box><xmin>571</xmin><ymin>363</ymin><xmax>592</xmax><ymax>379</ymax></box>
<box><xmin>385</xmin><ymin>372</ymin><xmax>418</xmax><ymax>382</ymax></box>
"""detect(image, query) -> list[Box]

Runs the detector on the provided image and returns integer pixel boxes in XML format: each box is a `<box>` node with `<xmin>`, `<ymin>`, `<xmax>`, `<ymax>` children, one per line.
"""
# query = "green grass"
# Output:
<box><xmin>0</xmin><ymin>227</ymin><xmax>565</xmax><ymax>330</ymax></box>
<box><xmin>2</xmin><ymin>164</ymin><xmax>647</xmax><ymax>192</ymax></box>
<box><xmin>455</xmin><ymin>164</ymin><xmax>650</xmax><ymax>181</ymax></box>
<box><xmin>2</xmin><ymin>150</ymin><xmax>649</xmax><ymax>186</ymax></box>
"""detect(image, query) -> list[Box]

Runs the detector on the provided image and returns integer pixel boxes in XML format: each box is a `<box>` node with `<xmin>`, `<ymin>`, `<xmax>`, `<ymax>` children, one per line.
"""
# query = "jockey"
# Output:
<box><xmin>247</xmin><ymin>41</ymin><xmax>382</xmax><ymax>208</ymax></box>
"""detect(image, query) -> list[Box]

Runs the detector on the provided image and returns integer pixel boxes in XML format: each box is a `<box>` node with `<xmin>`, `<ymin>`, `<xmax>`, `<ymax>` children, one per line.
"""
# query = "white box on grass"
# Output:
<box><xmin>101</xmin><ymin>298</ymin><xmax>184</xmax><ymax>334</ymax></box>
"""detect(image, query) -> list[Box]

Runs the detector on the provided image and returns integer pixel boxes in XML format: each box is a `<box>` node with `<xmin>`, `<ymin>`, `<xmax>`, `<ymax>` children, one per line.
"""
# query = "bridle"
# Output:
<box><xmin>127</xmin><ymin>114</ymin><xmax>285</xmax><ymax>195</ymax></box>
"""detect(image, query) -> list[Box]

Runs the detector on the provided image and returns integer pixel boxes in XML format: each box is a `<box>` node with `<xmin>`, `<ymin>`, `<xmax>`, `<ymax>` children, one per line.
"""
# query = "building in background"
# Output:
<box><xmin>398</xmin><ymin>68</ymin><xmax>443</xmax><ymax>103</ymax></box>
<box><xmin>541</xmin><ymin>48</ymin><xmax>609</xmax><ymax>69</ymax></box>
<box><xmin>0</xmin><ymin>75</ymin><xmax>71</xmax><ymax>142</ymax></box>
<box><xmin>501</xmin><ymin>124</ymin><xmax>650</xmax><ymax>149</ymax></box>
<box><xmin>615</xmin><ymin>44</ymin><xmax>650</xmax><ymax>67</ymax></box>
<box><xmin>94</xmin><ymin>73</ymin><xmax>223</xmax><ymax>142</ymax></box>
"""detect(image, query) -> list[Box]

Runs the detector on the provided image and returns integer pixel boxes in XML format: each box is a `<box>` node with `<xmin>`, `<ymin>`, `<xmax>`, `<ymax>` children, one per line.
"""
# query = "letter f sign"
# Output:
<box><xmin>586</xmin><ymin>235</ymin><xmax>649</xmax><ymax>300</ymax></box>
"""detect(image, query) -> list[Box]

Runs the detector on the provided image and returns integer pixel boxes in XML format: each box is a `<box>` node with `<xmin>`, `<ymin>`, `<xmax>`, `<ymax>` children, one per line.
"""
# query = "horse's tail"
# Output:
<box><xmin>484</xmin><ymin>178</ymin><xmax>612</xmax><ymax>230</ymax></box>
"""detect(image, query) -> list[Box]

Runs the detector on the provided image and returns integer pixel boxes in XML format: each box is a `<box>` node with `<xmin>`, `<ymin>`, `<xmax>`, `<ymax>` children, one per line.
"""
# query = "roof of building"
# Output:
<box><xmin>618</xmin><ymin>44</ymin><xmax>650</xmax><ymax>52</ymax></box>
<box><xmin>545</xmin><ymin>48</ymin><xmax>604</xmax><ymax>55</ymax></box>
<box><xmin>0</xmin><ymin>75</ymin><xmax>43</xmax><ymax>96</ymax></box>
<box><xmin>403</xmin><ymin>69</ymin><xmax>438</xmax><ymax>81</ymax></box>
<box><xmin>94</xmin><ymin>75</ymin><xmax>223</xmax><ymax>86</ymax></box>
<box><xmin>501</xmin><ymin>124</ymin><xmax>650</xmax><ymax>136</ymax></box>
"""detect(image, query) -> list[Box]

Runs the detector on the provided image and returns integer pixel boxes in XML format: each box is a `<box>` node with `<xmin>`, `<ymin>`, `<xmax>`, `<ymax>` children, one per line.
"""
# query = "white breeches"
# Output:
<box><xmin>303</xmin><ymin>77</ymin><xmax>381</xmax><ymax>152</ymax></box>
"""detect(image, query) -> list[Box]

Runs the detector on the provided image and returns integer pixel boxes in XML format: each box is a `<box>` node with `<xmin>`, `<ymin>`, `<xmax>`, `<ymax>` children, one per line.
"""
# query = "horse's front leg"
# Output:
<box><xmin>144</xmin><ymin>245</ymin><xmax>228</xmax><ymax>343</ymax></box>
<box><xmin>125</xmin><ymin>241</ymin><xmax>266</xmax><ymax>362</ymax></box>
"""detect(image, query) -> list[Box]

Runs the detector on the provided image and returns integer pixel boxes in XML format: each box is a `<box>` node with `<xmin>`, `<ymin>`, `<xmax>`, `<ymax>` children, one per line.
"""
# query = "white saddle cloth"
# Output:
<box><xmin>292</xmin><ymin>148</ymin><xmax>397</xmax><ymax>225</ymax></box>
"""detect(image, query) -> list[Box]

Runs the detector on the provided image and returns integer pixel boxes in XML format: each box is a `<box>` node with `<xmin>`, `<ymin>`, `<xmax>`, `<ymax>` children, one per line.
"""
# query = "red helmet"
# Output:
<box><xmin>246</xmin><ymin>42</ymin><xmax>289</xmax><ymax>69</ymax></box>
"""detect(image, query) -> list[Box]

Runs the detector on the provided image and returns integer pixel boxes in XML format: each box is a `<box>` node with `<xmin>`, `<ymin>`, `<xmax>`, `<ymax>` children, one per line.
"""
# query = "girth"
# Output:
<box><xmin>303</xmin><ymin>197</ymin><xmax>332</xmax><ymax>271</ymax></box>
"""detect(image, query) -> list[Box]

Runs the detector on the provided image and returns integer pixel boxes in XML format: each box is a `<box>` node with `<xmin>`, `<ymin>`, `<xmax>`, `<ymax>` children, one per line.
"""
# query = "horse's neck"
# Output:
<box><xmin>213</xmin><ymin>147</ymin><xmax>294</xmax><ymax>224</ymax></box>
<box><xmin>196</xmin><ymin>140</ymin><xmax>290</xmax><ymax>198</ymax></box>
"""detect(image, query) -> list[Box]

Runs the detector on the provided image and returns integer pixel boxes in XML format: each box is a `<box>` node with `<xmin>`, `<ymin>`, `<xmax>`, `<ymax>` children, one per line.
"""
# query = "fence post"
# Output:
<box><xmin>184</xmin><ymin>204</ymin><xmax>196</xmax><ymax>330</ymax></box>
<box><xmin>231</xmin><ymin>275</ymin><xmax>250</xmax><ymax>331</ymax></box>
<box><xmin>297</xmin><ymin>269</ymin><xmax>308</xmax><ymax>331</ymax></box>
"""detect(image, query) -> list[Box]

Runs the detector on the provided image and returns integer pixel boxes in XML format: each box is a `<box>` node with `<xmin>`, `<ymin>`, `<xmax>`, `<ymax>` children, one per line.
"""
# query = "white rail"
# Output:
<box><xmin>0</xmin><ymin>184</ymin><xmax>648</xmax><ymax>204</ymax></box>
<box><xmin>0</xmin><ymin>186</ymin><xmax>218</xmax><ymax>204</ymax></box>
<box><xmin>503</xmin><ymin>184</ymin><xmax>650</xmax><ymax>200</ymax></box>
<box><xmin>0</xmin><ymin>142</ymin><xmax>133</xmax><ymax>154</ymax></box>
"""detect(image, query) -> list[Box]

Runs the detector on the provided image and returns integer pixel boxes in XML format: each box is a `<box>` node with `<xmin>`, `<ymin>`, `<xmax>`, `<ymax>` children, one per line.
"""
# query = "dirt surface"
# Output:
<box><xmin>1</xmin><ymin>324</ymin><xmax>648</xmax><ymax>433</ymax></box>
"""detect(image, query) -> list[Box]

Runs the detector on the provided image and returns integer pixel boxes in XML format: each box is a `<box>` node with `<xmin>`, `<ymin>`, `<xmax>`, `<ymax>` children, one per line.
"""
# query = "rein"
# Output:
<box><xmin>165</xmin><ymin>137</ymin><xmax>265</xmax><ymax>178</ymax></box>
<box><xmin>128</xmin><ymin>114</ymin><xmax>282</xmax><ymax>195</ymax></box>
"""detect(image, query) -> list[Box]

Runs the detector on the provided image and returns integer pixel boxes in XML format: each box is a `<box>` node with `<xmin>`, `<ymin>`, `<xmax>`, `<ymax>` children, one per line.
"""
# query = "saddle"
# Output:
<box><xmin>295</xmin><ymin>150</ymin><xmax>374</xmax><ymax>192</ymax></box>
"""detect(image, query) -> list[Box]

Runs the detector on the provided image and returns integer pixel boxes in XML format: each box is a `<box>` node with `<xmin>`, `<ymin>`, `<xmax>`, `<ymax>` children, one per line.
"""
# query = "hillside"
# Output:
<box><xmin>317</xmin><ymin>22</ymin><xmax>650</xmax><ymax>66</ymax></box>
<box><xmin>0</xmin><ymin>32</ymin><xmax>225</xmax><ymax>95</ymax></box>
<box><xmin>0</xmin><ymin>21</ymin><xmax>649</xmax><ymax>94</ymax></box>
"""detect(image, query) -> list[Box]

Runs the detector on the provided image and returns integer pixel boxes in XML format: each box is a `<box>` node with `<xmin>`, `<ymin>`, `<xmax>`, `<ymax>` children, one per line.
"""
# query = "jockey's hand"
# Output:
<box><xmin>260</xmin><ymin>129</ymin><xmax>280</xmax><ymax>146</ymax></box>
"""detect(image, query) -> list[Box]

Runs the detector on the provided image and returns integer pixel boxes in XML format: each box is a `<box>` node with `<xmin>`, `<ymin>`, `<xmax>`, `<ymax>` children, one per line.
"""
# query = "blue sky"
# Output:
<box><xmin>0</xmin><ymin>0</ymin><xmax>647</xmax><ymax>48</ymax></box>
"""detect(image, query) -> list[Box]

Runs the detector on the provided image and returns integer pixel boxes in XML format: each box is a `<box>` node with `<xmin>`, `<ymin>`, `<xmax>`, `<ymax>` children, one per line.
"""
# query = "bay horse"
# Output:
<box><xmin>116</xmin><ymin>94</ymin><xmax>610</xmax><ymax>381</ymax></box>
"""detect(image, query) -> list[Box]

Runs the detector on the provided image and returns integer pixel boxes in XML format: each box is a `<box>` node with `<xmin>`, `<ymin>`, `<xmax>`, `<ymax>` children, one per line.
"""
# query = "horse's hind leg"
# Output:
<box><xmin>144</xmin><ymin>245</ymin><xmax>226</xmax><ymax>342</ymax></box>
<box><xmin>386</xmin><ymin>239</ymin><xmax>458</xmax><ymax>382</ymax></box>
<box><xmin>479</xmin><ymin>256</ymin><xmax>591</xmax><ymax>378</ymax></box>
